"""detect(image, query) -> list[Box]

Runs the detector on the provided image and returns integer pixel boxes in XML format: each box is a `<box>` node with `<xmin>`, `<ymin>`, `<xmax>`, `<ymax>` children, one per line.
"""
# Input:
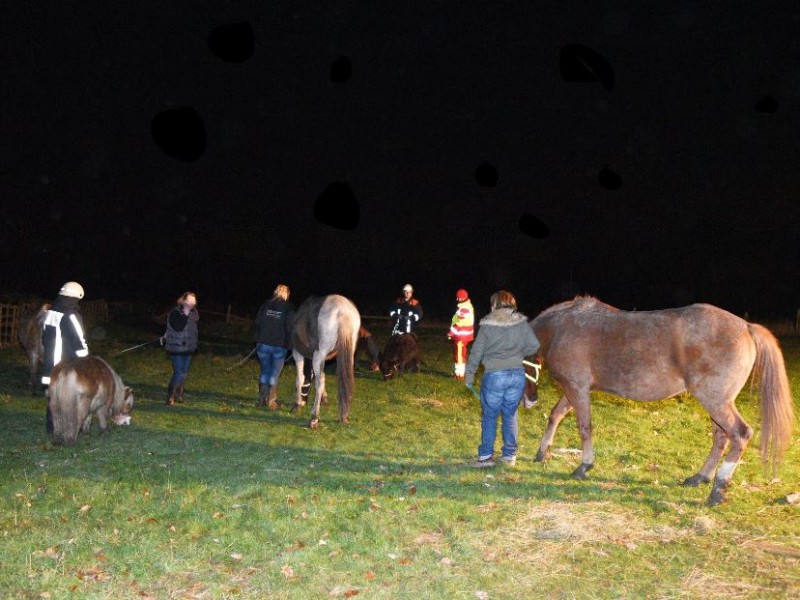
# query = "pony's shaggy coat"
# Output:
<box><xmin>49</xmin><ymin>356</ymin><xmax>134</xmax><ymax>446</ymax></box>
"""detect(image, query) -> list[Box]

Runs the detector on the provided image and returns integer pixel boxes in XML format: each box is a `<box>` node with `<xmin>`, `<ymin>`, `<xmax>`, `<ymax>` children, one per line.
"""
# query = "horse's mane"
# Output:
<box><xmin>534</xmin><ymin>295</ymin><xmax>620</xmax><ymax>321</ymax></box>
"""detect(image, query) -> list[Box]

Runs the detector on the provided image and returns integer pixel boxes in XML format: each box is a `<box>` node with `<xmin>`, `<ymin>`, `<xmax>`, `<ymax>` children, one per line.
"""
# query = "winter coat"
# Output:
<box><xmin>41</xmin><ymin>295</ymin><xmax>89</xmax><ymax>385</ymax></box>
<box><xmin>465</xmin><ymin>308</ymin><xmax>540</xmax><ymax>387</ymax></box>
<box><xmin>449</xmin><ymin>299</ymin><xmax>475</xmax><ymax>342</ymax></box>
<box><xmin>164</xmin><ymin>306</ymin><xmax>199</xmax><ymax>354</ymax></box>
<box><xmin>389</xmin><ymin>297</ymin><xmax>423</xmax><ymax>335</ymax></box>
<box><xmin>254</xmin><ymin>298</ymin><xmax>295</xmax><ymax>349</ymax></box>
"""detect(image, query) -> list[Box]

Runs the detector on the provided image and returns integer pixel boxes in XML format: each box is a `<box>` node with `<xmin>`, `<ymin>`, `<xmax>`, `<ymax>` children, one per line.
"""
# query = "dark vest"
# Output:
<box><xmin>164</xmin><ymin>309</ymin><xmax>199</xmax><ymax>354</ymax></box>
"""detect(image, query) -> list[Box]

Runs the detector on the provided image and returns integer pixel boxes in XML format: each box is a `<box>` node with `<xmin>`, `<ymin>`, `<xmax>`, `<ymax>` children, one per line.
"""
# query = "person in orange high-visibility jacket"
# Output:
<box><xmin>448</xmin><ymin>289</ymin><xmax>475</xmax><ymax>379</ymax></box>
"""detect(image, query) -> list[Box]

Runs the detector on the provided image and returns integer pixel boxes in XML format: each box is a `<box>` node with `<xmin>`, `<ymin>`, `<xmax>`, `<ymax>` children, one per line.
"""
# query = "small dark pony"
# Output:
<box><xmin>523</xmin><ymin>296</ymin><xmax>795</xmax><ymax>505</ymax></box>
<box><xmin>18</xmin><ymin>303</ymin><xmax>50</xmax><ymax>394</ymax></box>
<box><xmin>380</xmin><ymin>333</ymin><xmax>420</xmax><ymax>380</ymax></box>
<box><xmin>291</xmin><ymin>295</ymin><xmax>361</xmax><ymax>428</ymax></box>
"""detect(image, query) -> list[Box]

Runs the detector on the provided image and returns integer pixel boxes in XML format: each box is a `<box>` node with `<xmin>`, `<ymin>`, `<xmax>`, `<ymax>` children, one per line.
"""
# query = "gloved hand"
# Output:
<box><xmin>466</xmin><ymin>384</ymin><xmax>480</xmax><ymax>399</ymax></box>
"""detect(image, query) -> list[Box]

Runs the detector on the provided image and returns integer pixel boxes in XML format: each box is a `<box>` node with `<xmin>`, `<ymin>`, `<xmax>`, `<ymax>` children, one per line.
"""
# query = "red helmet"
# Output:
<box><xmin>456</xmin><ymin>289</ymin><xmax>469</xmax><ymax>302</ymax></box>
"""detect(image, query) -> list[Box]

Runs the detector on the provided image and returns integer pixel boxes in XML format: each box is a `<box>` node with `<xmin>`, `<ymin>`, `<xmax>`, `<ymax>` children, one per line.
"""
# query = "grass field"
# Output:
<box><xmin>1</xmin><ymin>318</ymin><xmax>798</xmax><ymax>599</ymax></box>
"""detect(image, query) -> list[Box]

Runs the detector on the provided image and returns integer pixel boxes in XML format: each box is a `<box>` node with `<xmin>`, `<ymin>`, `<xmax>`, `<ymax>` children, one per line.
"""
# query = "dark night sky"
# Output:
<box><xmin>3</xmin><ymin>3</ymin><xmax>800</xmax><ymax>318</ymax></box>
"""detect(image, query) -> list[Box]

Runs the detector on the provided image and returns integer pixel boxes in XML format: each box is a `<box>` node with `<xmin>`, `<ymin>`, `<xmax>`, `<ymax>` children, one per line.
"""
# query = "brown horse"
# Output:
<box><xmin>523</xmin><ymin>296</ymin><xmax>795</xmax><ymax>505</ymax></box>
<box><xmin>291</xmin><ymin>295</ymin><xmax>361</xmax><ymax>428</ymax></box>
<box><xmin>18</xmin><ymin>303</ymin><xmax>50</xmax><ymax>394</ymax></box>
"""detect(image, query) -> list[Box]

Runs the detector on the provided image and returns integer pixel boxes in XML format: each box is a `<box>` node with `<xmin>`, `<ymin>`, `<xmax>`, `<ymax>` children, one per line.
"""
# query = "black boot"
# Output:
<box><xmin>175</xmin><ymin>385</ymin><xmax>185</xmax><ymax>403</ymax></box>
<box><xmin>166</xmin><ymin>384</ymin><xmax>175</xmax><ymax>405</ymax></box>
<box><xmin>258</xmin><ymin>383</ymin><xmax>269</xmax><ymax>406</ymax></box>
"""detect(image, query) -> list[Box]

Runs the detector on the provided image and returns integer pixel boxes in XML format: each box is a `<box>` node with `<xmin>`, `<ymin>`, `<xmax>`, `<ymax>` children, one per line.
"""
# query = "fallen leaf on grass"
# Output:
<box><xmin>281</xmin><ymin>565</ymin><xmax>294</xmax><ymax>578</ymax></box>
<box><xmin>212</xmin><ymin>512</ymin><xmax>225</xmax><ymax>519</ymax></box>
<box><xmin>344</xmin><ymin>590</ymin><xmax>359</xmax><ymax>597</ymax></box>
<box><xmin>408</xmin><ymin>485</ymin><xmax>417</xmax><ymax>495</ymax></box>
<box><xmin>230</xmin><ymin>553</ymin><xmax>243</xmax><ymax>561</ymax></box>
<box><xmin>79</xmin><ymin>505</ymin><xmax>91</xmax><ymax>513</ymax></box>
<box><xmin>364</xmin><ymin>571</ymin><xmax>375</xmax><ymax>580</ymax></box>
<box><xmin>786</xmin><ymin>492</ymin><xmax>800</xmax><ymax>505</ymax></box>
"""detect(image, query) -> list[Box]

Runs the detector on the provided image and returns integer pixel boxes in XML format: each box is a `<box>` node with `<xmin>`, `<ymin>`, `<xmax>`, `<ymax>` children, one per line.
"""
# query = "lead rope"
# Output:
<box><xmin>522</xmin><ymin>359</ymin><xmax>541</xmax><ymax>383</ymax></box>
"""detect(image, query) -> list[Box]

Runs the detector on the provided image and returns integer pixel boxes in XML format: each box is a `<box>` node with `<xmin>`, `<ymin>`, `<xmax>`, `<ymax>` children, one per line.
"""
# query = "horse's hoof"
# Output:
<box><xmin>308</xmin><ymin>418</ymin><xmax>319</xmax><ymax>429</ymax></box>
<box><xmin>682</xmin><ymin>474</ymin><xmax>710</xmax><ymax>488</ymax></box>
<box><xmin>534</xmin><ymin>449</ymin><xmax>550</xmax><ymax>462</ymax></box>
<box><xmin>571</xmin><ymin>463</ymin><xmax>593</xmax><ymax>480</ymax></box>
<box><xmin>706</xmin><ymin>487</ymin><xmax>727</xmax><ymax>506</ymax></box>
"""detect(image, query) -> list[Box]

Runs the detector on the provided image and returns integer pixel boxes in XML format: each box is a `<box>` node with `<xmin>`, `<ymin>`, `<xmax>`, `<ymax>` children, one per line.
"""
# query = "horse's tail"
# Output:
<box><xmin>50</xmin><ymin>367</ymin><xmax>81</xmax><ymax>446</ymax></box>
<box><xmin>336</xmin><ymin>309</ymin><xmax>359</xmax><ymax>422</ymax></box>
<box><xmin>748</xmin><ymin>323</ymin><xmax>796</xmax><ymax>473</ymax></box>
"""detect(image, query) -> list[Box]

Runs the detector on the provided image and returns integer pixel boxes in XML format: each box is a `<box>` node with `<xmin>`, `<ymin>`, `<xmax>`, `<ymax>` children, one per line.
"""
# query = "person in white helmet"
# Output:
<box><xmin>389</xmin><ymin>283</ymin><xmax>423</xmax><ymax>335</ymax></box>
<box><xmin>41</xmin><ymin>281</ymin><xmax>89</xmax><ymax>432</ymax></box>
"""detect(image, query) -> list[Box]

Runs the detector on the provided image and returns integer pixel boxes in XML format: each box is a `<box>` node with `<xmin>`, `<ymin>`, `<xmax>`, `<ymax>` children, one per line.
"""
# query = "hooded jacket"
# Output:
<box><xmin>465</xmin><ymin>308</ymin><xmax>540</xmax><ymax>387</ymax></box>
<box><xmin>254</xmin><ymin>297</ymin><xmax>295</xmax><ymax>349</ymax></box>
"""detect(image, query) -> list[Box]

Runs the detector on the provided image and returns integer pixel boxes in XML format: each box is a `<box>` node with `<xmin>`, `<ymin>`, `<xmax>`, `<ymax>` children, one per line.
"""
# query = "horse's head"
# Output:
<box><xmin>110</xmin><ymin>386</ymin><xmax>134</xmax><ymax>425</ymax></box>
<box><xmin>381</xmin><ymin>362</ymin><xmax>399</xmax><ymax>380</ymax></box>
<box><xmin>522</xmin><ymin>355</ymin><xmax>542</xmax><ymax>408</ymax></box>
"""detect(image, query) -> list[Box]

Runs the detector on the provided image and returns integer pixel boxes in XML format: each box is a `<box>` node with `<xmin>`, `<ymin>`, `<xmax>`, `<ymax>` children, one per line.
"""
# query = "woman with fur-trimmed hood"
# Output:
<box><xmin>465</xmin><ymin>290</ymin><xmax>539</xmax><ymax>469</ymax></box>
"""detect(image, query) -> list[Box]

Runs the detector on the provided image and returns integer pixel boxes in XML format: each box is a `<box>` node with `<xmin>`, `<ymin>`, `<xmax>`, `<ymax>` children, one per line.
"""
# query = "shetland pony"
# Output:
<box><xmin>291</xmin><ymin>295</ymin><xmax>360</xmax><ymax>428</ymax></box>
<box><xmin>49</xmin><ymin>356</ymin><xmax>134</xmax><ymax>446</ymax></box>
<box><xmin>380</xmin><ymin>333</ymin><xmax>420</xmax><ymax>380</ymax></box>
<box><xmin>524</xmin><ymin>296</ymin><xmax>795</xmax><ymax>505</ymax></box>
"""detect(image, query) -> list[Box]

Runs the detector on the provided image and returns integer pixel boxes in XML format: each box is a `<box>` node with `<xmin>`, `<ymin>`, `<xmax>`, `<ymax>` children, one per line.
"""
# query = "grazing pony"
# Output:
<box><xmin>49</xmin><ymin>356</ymin><xmax>134</xmax><ymax>446</ymax></box>
<box><xmin>18</xmin><ymin>303</ymin><xmax>50</xmax><ymax>394</ymax></box>
<box><xmin>291</xmin><ymin>295</ymin><xmax>360</xmax><ymax>428</ymax></box>
<box><xmin>524</xmin><ymin>296</ymin><xmax>795</xmax><ymax>505</ymax></box>
<box><xmin>380</xmin><ymin>333</ymin><xmax>420</xmax><ymax>380</ymax></box>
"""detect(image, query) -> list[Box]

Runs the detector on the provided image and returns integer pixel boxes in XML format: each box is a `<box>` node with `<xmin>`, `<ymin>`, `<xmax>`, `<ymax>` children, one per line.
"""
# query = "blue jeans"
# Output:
<box><xmin>168</xmin><ymin>353</ymin><xmax>193</xmax><ymax>388</ymax></box>
<box><xmin>256</xmin><ymin>344</ymin><xmax>288</xmax><ymax>386</ymax></box>
<box><xmin>478</xmin><ymin>368</ymin><xmax>526</xmax><ymax>460</ymax></box>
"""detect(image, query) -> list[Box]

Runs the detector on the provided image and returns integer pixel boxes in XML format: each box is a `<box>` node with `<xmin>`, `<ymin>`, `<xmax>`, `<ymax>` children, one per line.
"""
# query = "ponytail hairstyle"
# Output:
<box><xmin>490</xmin><ymin>290</ymin><xmax>517</xmax><ymax>311</ymax></box>
<box><xmin>273</xmin><ymin>284</ymin><xmax>290</xmax><ymax>301</ymax></box>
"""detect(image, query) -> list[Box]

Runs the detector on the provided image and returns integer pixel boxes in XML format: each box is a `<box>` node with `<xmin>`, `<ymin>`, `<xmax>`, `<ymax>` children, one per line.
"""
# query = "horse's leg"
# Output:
<box><xmin>28</xmin><ymin>350</ymin><xmax>39</xmax><ymax>395</ymax></box>
<box><xmin>705</xmin><ymin>405</ymin><xmax>753</xmax><ymax>506</ymax></box>
<box><xmin>682</xmin><ymin>422</ymin><xmax>728</xmax><ymax>487</ymax></box>
<box><xmin>292</xmin><ymin>352</ymin><xmax>306</xmax><ymax>413</ymax></box>
<box><xmin>308</xmin><ymin>351</ymin><xmax>326</xmax><ymax>429</ymax></box>
<box><xmin>534</xmin><ymin>394</ymin><xmax>573</xmax><ymax>462</ymax></box>
<box><xmin>96</xmin><ymin>406</ymin><xmax>108</xmax><ymax>434</ymax></box>
<box><xmin>569</xmin><ymin>391</ymin><xmax>595</xmax><ymax>479</ymax></box>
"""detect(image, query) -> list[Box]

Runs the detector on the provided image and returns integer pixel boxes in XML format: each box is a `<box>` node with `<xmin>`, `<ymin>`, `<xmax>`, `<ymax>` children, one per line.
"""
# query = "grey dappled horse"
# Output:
<box><xmin>523</xmin><ymin>296</ymin><xmax>795</xmax><ymax>506</ymax></box>
<box><xmin>291</xmin><ymin>295</ymin><xmax>360</xmax><ymax>428</ymax></box>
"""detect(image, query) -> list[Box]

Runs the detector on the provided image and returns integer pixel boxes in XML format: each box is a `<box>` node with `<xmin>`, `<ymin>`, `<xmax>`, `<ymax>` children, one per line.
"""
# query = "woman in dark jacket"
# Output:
<box><xmin>254</xmin><ymin>284</ymin><xmax>295</xmax><ymax>408</ymax></box>
<box><xmin>164</xmin><ymin>291</ymin><xmax>199</xmax><ymax>405</ymax></box>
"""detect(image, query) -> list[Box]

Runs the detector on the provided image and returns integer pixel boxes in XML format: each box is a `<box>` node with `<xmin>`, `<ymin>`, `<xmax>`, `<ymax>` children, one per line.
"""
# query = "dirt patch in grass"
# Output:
<box><xmin>475</xmin><ymin>501</ymin><xmax>691</xmax><ymax>568</ymax></box>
